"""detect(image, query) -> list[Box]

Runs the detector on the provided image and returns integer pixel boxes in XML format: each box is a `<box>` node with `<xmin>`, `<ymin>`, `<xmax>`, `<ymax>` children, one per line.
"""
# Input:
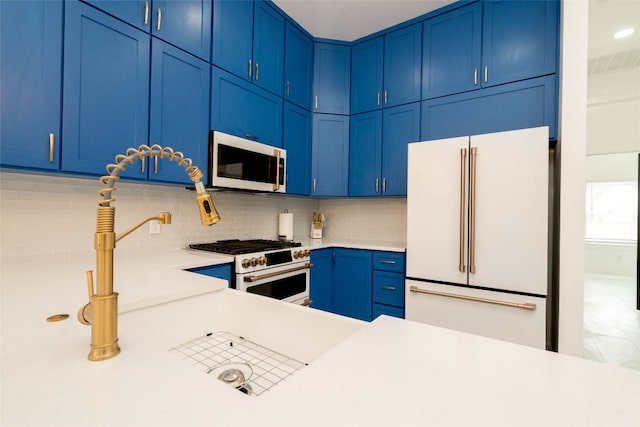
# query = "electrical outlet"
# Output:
<box><xmin>149</xmin><ymin>220</ymin><xmax>161</xmax><ymax>234</ymax></box>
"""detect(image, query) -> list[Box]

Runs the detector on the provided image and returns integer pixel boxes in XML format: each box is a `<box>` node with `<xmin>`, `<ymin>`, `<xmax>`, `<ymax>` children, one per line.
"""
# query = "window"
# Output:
<box><xmin>585</xmin><ymin>181</ymin><xmax>637</xmax><ymax>243</ymax></box>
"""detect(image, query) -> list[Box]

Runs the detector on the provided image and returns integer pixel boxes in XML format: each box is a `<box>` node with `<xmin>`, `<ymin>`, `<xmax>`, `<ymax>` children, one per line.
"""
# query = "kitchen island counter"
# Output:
<box><xmin>2</xmin><ymin>254</ymin><xmax>639</xmax><ymax>426</ymax></box>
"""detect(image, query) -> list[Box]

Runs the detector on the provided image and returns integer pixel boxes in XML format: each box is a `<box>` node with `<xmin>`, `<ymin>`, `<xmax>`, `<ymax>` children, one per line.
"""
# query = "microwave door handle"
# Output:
<box><xmin>273</xmin><ymin>149</ymin><xmax>281</xmax><ymax>191</ymax></box>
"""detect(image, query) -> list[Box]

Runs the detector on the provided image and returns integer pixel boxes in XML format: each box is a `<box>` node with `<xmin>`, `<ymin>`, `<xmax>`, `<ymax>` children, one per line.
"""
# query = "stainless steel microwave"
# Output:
<box><xmin>208</xmin><ymin>131</ymin><xmax>286</xmax><ymax>193</ymax></box>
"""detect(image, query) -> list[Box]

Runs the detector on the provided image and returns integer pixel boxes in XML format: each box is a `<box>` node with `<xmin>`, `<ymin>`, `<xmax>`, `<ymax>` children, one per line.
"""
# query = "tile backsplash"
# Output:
<box><xmin>0</xmin><ymin>171</ymin><xmax>406</xmax><ymax>264</ymax></box>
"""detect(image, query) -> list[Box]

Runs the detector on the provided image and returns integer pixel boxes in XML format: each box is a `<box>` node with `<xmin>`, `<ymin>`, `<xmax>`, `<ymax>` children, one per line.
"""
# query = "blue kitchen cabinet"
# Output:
<box><xmin>311</xmin><ymin>114</ymin><xmax>349</xmax><ymax>196</ymax></box>
<box><xmin>351</xmin><ymin>23</ymin><xmax>421</xmax><ymax>114</ymax></box>
<box><xmin>284</xmin><ymin>22</ymin><xmax>313</xmax><ymax>110</ymax></box>
<box><xmin>422</xmin><ymin>0</ymin><xmax>558</xmax><ymax>100</ymax></box>
<box><xmin>383</xmin><ymin>23</ymin><xmax>422</xmax><ymax>108</ymax></box>
<box><xmin>482</xmin><ymin>0</ymin><xmax>559</xmax><ymax>88</ymax></box>
<box><xmin>62</xmin><ymin>0</ymin><xmax>150</xmax><ymax>178</ymax></box>
<box><xmin>421</xmin><ymin>74</ymin><xmax>557</xmax><ymax>141</ymax></box>
<box><xmin>211</xmin><ymin>66</ymin><xmax>283</xmax><ymax>148</ymax></box>
<box><xmin>283</xmin><ymin>102</ymin><xmax>312</xmax><ymax>196</ymax></box>
<box><xmin>212</xmin><ymin>0</ymin><xmax>284</xmax><ymax>96</ymax></box>
<box><xmin>422</xmin><ymin>2</ymin><xmax>482</xmax><ymax>100</ymax></box>
<box><xmin>310</xmin><ymin>249</ymin><xmax>333</xmax><ymax>312</ymax></box>
<box><xmin>149</xmin><ymin>38</ymin><xmax>210</xmax><ymax>184</ymax></box>
<box><xmin>349</xmin><ymin>111</ymin><xmax>382</xmax><ymax>196</ymax></box>
<box><xmin>350</xmin><ymin>37</ymin><xmax>383</xmax><ymax>115</ymax></box>
<box><xmin>333</xmin><ymin>248</ymin><xmax>373</xmax><ymax>322</ymax></box>
<box><xmin>349</xmin><ymin>103</ymin><xmax>419</xmax><ymax>197</ymax></box>
<box><xmin>186</xmin><ymin>264</ymin><xmax>233</xmax><ymax>286</ymax></box>
<box><xmin>381</xmin><ymin>102</ymin><xmax>420</xmax><ymax>196</ymax></box>
<box><xmin>313</xmin><ymin>43</ymin><xmax>351</xmax><ymax>115</ymax></box>
<box><xmin>372</xmin><ymin>251</ymin><xmax>405</xmax><ymax>320</ymax></box>
<box><xmin>0</xmin><ymin>0</ymin><xmax>62</xmax><ymax>171</ymax></box>
<box><xmin>82</xmin><ymin>0</ymin><xmax>212</xmax><ymax>61</ymax></box>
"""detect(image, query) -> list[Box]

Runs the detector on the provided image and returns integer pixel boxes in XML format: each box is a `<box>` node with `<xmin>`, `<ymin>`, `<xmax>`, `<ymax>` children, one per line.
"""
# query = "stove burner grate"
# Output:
<box><xmin>189</xmin><ymin>239</ymin><xmax>301</xmax><ymax>255</ymax></box>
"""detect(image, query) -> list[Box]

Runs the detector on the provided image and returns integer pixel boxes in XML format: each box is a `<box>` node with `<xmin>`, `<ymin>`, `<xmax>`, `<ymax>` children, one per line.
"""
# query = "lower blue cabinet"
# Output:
<box><xmin>309</xmin><ymin>248</ymin><xmax>405</xmax><ymax>322</ymax></box>
<box><xmin>186</xmin><ymin>264</ymin><xmax>233</xmax><ymax>287</ymax></box>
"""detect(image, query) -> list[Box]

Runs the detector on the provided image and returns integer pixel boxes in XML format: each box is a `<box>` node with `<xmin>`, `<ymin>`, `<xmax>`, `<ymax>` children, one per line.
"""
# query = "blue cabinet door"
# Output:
<box><xmin>212</xmin><ymin>0</ymin><xmax>253</xmax><ymax>80</ymax></box>
<box><xmin>0</xmin><ymin>0</ymin><xmax>62</xmax><ymax>170</ymax></box>
<box><xmin>373</xmin><ymin>303</ymin><xmax>404</xmax><ymax>320</ymax></box>
<box><xmin>152</xmin><ymin>0</ymin><xmax>212</xmax><ymax>61</ymax></box>
<box><xmin>310</xmin><ymin>249</ymin><xmax>333</xmax><ymax>312</ymax></box>
<box><xmin>186</xmin><ymin>264</ymin><xmax>232</xmax><ymax>286</ymax></box>
<box><xmin>349</xmin><ymin>111</ymin><xmax>382</xmax><ymax>197</ymax></box>
<box><xmin>211</xmin><ymin>66</ymin><xmax>283</xmax><ymax>147</ymax></box>
<box><xmin>83</xmin><ymin>0</ymin><xmax>212</xmax><ymax>61</ymax></box>
<box><xmin>311</xmin><ymin>114</ymin><xmax>349</xmax><ymax>196</ymax></box>
<box><xmin>284</xmin><ymin>22</ymin><xmax>313</xmax><ymax>110</ymax></box>
<box><xmin>313</xmin><ymin>43</ymin><xmax>350</xmax><ymax>114</ymax></box>
<box><xmin>482</xmin><ymin>0</ymin><xmax>559</xmax><ymax>87</ymax></box>
<box><xmin>381</xmin><ymin>102</ymin><xmax>420</xmax><ymax>196</ymax></box>
<box><xmin>421</xmin><ymin>74</ymin><xmax>557</xmax><ymax>141</ymax></box>
<box><xmin>350</xmin><ymin>37</ymin><xmax>383</xmax><ymax>114</ymax></box>
<box><xmin>422</xmin><ymin>2</ymin><xmax>481</xmax><ymax>100</ymax></box>
<box><xmin>149</xmin><ymin>38</ymin><xmax>210</xmax><ymax>184</ymax></box>
<box><xmin>62</xmin><ymin>0</ymin><xmax>150</xmax><ymax>178</ymax></box>
<box><xmin>383</xmin><ymin>23</ymin><xmax>422</xmax><ymax>108</ymax></box>
<box><xmin>334</xmin><ymin>249</ymin><xmax>372</xmax><ymax>321</ymax></box>
<box><xmin>283</xmin><ymin>102</ymin><xmax>311</xmax><ymax>195</ymax></box>
<box><xmin>252</xmin><ymin>1</ymin><xmax>284</xmax><ymax>96</ymax></box>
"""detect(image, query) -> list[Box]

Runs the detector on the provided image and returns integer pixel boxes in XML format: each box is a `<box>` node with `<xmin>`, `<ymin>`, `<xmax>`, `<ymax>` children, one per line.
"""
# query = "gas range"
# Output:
<box><xmin>189</xmin><ymin>239</ymin><xmax>312</xmax><ymax>305</ymax></box>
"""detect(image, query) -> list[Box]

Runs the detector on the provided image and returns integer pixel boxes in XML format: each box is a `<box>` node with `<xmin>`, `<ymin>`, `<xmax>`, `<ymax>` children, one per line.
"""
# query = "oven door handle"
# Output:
<box><xmin>243</xmin><ymin>262</ymin><xmax>313</xmax><ymax>283</ymax></box>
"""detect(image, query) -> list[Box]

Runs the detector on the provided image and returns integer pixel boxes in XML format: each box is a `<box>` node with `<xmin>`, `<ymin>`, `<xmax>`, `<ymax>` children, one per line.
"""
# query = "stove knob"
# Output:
<box><xmin>258</xmin><ymin>256</ymin><xmax>266</xmax><ymax>265</ymax></box>
<box><xmin>302</xmin><ymin>249</ymin><xmax>310</xmax><ymax>257</ymax></box>
<box><xmin>241</xmin><ymin>259</ymin><xmax>251</xmax><ymax>268</ymax></box>
<box><xmin>292</xmin><ymin>250</ymin><xmax>300</xmax><ymax>259</ymax></box>
<box><xmin>250</xmin><ymin>257</ymin><xmax>259</xmax><ymax>267</ymax></box>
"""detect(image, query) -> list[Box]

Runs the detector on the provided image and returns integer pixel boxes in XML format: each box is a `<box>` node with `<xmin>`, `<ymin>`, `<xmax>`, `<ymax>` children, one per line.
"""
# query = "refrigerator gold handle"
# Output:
<box><xmin>409</xmin><ymin>286</ymin><xmax>536</xmax><ymax>311</ymax></box>
<box><xmin>459</xmin><ymin>148</ymin><xmax>467</xmax><ymax>272</ymax></box>
<box><xmin>469</xmin><ymin>147</ymin><xmax>477</xmax><ymax>274</ymax></box>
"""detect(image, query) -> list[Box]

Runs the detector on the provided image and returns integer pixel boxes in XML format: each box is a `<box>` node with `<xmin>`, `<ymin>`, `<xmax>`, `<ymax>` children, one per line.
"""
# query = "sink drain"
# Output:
<box><xmin>208</xmin><ymin>362</ymin><xmax>254</xmax><ymax>395</ymax></box>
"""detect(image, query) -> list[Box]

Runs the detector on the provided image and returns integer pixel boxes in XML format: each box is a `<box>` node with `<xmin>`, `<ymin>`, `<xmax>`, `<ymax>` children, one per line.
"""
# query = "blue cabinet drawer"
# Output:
<box><xmin>373</xmin><ymin>303</ymin><xmax>404</xmax><ymax>320</ymax></box>
<box><xmin>373</xmin><ymin>251</ymin><xmax>405</xmax><ymax>273</ymax></box>
<box><xmin>373</xmin><ymin>271</ymin><xmax>404</xmax><ymax>307</ymax></box>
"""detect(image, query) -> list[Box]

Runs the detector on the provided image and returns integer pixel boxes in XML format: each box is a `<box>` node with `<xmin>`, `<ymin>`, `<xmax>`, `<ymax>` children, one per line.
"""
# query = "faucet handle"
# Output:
<box><xmin>78</xmin><ymin>270</ymin><xmax>95</xmax><ymax>325</ymax></box>
<box><xmin>86</xmin><ymin>270</ymin><xmax>95</xmax><ymax>299</ymax></box>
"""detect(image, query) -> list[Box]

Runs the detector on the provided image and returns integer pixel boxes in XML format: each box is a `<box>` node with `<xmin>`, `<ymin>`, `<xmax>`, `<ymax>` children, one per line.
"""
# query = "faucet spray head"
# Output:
<box><xmin>194</xmin><ymin>181</ymin><xmax>220</xmax><ymax>226</ymax></box>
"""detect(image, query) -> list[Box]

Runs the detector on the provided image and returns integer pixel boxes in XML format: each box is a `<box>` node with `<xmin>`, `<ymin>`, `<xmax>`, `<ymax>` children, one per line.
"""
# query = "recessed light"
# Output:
<box><xmin>614</xmin><ymin>28</ymin><xmax>635</xmax><ymax>39</ymax></box>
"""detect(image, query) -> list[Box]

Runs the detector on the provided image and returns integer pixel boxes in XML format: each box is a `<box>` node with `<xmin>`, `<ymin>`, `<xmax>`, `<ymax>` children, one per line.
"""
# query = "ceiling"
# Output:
<box><xmin>272</xmin><ymin>0</ymin><xmax>455</xmax><ymax>41</ymax></box>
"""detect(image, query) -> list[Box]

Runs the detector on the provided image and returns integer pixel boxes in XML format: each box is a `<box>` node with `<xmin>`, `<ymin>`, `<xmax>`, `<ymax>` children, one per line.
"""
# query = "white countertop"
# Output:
<box><xmin>2</xmin><ymin>249</ymin><xmax>639</xmax><ymax>426</ymax></box>
<box><xmin>300</xmin><ymin>238</ymin><xmax>406</xmax><ymax>253</ymax></box>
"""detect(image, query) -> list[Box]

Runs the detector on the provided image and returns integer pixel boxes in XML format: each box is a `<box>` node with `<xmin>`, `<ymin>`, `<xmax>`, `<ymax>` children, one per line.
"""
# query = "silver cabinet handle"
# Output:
<box><xmin>141</xmin><ymin>157</ymin><xmax>145</xmax><ymax>173</ymax></box>
<box><xmin>459</xmin><ymin>147</ymin><xmax>467</xmax><ymax>272</ymax></box>
<box><xmin>154</xmin><ymin>155</ymin><xmax>159</xmax><ymax>174</ymax></box>
<box><xmin>48</xmin><ymin>133</ymin><xmax>54</xmax><ymax>162</ymax></box>
<box><xmin>409</xmin><ymin>286</ymin><xmax>537</xmax><ymax>311</ymax></box>
<box><xmin>484</xmin><ymin>66</ymin><xmax>488</xmax><ymax>83</ymax></box>
<box><xmin>375</xmin><ymin>178</ymin><xmax>379</xmax><ymax>193</ymax></box>
<box><xmin>144</xmin><ymin>1</ymin><xmax>149</xmax><ymax>25</ymax></box>
<box><xmin>312</xmin><ymin>178</ymin><xmax>317</xmax><ymax>193</ymax></box>
<box><xmin>380</xmin><ymin>285</ymin><xmax>396</xmax><ymax>291</ymax></box>
<box><xmin>380</xmin><ymin>260</ymin><xmax>396</xmax><ymax>265</ymax></box>
<box><xmin>156</xmin><ymin>7</ymin><xmax>161</xmax><ymax>31</ymax></box>
<box><xmin>384</xmin><ymin>90</ymin><xmax>388</xmax><ymax>104</ymax></box>
<box><xmin>473</xmin><ymin>68</ymin><xmax>478</xmax><ymax>85</ymax></box>
<box><xmin>255</xmin><ymin>63</ymin><xmax>259</xmax><ymax>80</ymax></box>
<box><xmin>469</xmin><ymin>147</ymin><xmax>477</xmax><ymax>274</ymax></box>
<box><xmin>248</xmin><ymin>59</ymin><xmax>252</xmax><ymax>78</ymax></box>
<box><xmin>377</xmin><ymin>91</ymin><xmax>381</xmax><ymax>106</ymax></box>
<box><xmin>314</xmin><ymin>95</ymin><xmax>318</xmax><ymax>109</ymax></box>
<box><xmin>286</xmin><ymin>81</ymin><xmax>290</xmax><ymax>96</ymax></box>
<box><xmin>245</xmin><ymin>133</ymin><xmax>258</xmax><ymax>141</ymax></box>
<box><xmin>382</xmin><ymin>177</ymin><xmax>386</xmax><ymax>193</ymax></box>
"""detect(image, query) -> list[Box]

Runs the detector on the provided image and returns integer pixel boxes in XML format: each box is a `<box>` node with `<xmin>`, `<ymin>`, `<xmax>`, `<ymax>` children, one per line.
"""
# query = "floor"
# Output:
<box><xmin>583</xmin><ymin>274</ymin><xmax>640</xmax><ymax>371</ymax></box>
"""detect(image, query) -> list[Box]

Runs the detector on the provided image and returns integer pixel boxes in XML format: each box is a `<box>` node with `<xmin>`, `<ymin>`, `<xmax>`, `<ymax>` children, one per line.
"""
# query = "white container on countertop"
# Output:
<box><xmin>279</xmin><ymin>210</ymin><xmax>294</xmax><ymax>241</ymax></box>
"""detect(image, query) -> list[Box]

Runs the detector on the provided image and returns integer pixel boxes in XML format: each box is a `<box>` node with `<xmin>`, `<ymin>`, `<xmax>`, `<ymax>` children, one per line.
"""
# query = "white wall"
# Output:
<box><xmin>0</xmin><ymin>171</ymin><xmax>407</xmax><ymax>264</ymax></box>
<box><xmin>558</xmin><ymin>0</ymin><xmax>589</xmax><ymax>356</ymax></box>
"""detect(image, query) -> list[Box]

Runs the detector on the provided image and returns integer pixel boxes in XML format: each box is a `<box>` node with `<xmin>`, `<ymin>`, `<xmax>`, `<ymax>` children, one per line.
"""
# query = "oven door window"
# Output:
<box><xmin>246</xmin><ymin>272</ymin><xmax>307</xmax><ymax>300</ymax></box>
<box><xmin>217</xmin><ymin>144</ymin><xmax>283</xmax><ymax>184</ymax></box>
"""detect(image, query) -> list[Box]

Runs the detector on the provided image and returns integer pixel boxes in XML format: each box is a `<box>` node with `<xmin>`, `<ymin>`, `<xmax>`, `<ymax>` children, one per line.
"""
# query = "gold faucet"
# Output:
<box><xmin>79</xmin><ymin>145</ymin><xmax>220</xmax><ymax>362</ymax></box>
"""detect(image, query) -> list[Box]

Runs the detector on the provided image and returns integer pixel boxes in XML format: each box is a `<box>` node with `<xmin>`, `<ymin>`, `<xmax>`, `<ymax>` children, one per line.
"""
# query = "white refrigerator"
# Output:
<box><xmin>405</xmin><ymin>127</ymin><xmax>550</xmax><ymax>349</ymax></box>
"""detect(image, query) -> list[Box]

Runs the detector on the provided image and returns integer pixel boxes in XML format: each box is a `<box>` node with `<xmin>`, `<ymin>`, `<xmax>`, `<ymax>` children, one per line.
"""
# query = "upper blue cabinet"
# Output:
<box><xmin>351</xmin><ymin>23</ymin><xmax>422</xmax><ymax>114</ymax></box>
<box><xmin>423</xmin><ymin>0</ymin><xmax>559</xmax><ymax>100</ymax></box>
<box><xmin>313</xmin><ymin>43</ymin><xmax>351</xmax><ymax>115</ymax></box>
<box><xmin>0</xmin><ymin>1</ymin><xmax>63</xmax><ymax>171</ymax></box>
<box><xmin>212</xmin><ymin>0</ymin><xmax>285</xmax><ymax>96</ymax></box>
<box><xmin>284</xmin><ymin>22</ymin><xmax>314</xmax><ymax>110</ymax></box>
<box><xmin>82</xmin><ymin>0</ymin><xmax>212</xmax><ymax>61</ymax></box>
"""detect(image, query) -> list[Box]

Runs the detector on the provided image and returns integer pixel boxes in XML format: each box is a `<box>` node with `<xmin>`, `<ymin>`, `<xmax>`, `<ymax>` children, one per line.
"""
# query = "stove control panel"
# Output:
<box><xmin>237</xmin><ymin>248</ymin><xmax>310</xmax><ymax>272</ymax></box>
